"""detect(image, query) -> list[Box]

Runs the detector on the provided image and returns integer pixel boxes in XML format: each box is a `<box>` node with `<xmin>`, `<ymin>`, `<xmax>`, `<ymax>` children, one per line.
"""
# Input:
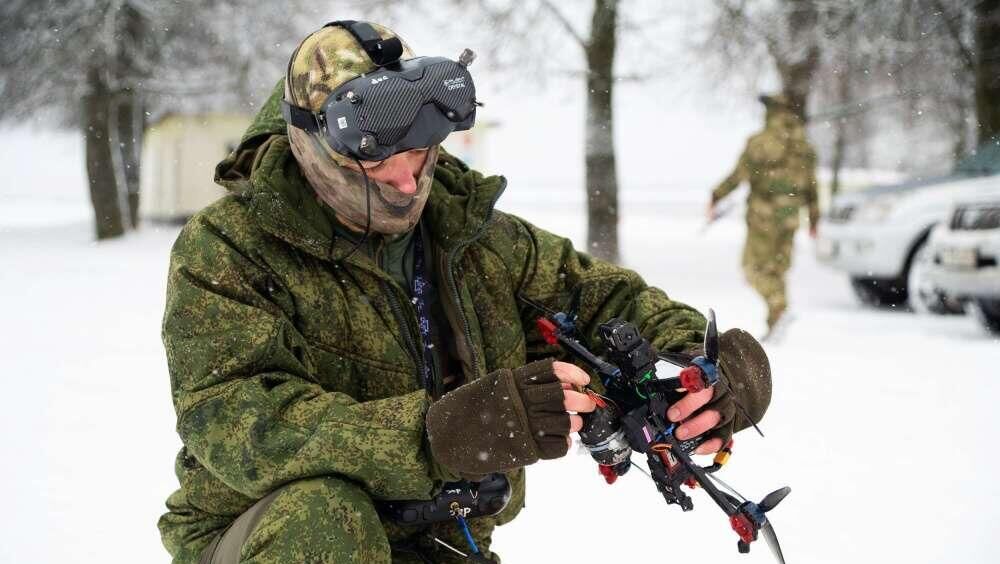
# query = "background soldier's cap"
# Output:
<box><xmin>757</xmin><ymin>93</ymin><xmax>793</xmax><ymax>110</ymax></box>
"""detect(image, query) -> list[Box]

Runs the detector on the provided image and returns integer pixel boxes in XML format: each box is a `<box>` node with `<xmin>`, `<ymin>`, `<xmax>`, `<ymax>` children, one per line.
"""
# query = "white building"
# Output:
<box><xmin>140</xmin><ymin>114</ymin><xmax>251</xmax><ymax>221</ymax></box>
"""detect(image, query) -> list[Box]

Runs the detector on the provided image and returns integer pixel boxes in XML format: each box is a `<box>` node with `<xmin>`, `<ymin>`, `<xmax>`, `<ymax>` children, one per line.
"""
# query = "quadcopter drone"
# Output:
<box><xmin>526</xmin><ymin>291</ymin><xmax>790</xmax><ymax>563</ymax></box>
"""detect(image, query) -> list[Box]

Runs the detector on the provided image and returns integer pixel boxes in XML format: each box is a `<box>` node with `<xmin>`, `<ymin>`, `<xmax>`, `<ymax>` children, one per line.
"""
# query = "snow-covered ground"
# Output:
<box><xmin>2</xmin><ymin>128</ymin><xmax>998</xmax><ymax>564</ymax></box>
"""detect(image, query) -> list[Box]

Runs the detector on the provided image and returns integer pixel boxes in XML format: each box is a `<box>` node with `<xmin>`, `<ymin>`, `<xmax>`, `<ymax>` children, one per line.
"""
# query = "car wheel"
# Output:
<box><xmin>905</xmin><ymin>240</ymin><xmax>960</xmax><ymax>314</ymax></box>
<box><xmin>850</xmin><ymin>276</ymin><xmax>908</xmax><ymax>308</ymax></box>
<box><xmin>969</xmin><ymin>298</ymin><xmax>1000</xmax><ymax>335</ymax></box>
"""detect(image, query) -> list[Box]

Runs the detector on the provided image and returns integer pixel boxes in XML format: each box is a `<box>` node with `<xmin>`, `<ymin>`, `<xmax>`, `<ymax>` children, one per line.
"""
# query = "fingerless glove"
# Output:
<box><xmin>425</xmin><ymin>359</ymin><xmax>569</xmax><ymax>475</ymax></box>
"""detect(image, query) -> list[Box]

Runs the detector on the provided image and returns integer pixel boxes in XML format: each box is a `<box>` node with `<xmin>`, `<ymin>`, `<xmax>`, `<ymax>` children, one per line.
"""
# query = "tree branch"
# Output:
<box><xmin>539</xmin><ymin>0</ymin><xmax>588</xmax><ymax>49</ymax></box>
<box><xmin>931</xmin><ymin>0</ymin><xmax>977</xmax><ymax>73</ymax></box>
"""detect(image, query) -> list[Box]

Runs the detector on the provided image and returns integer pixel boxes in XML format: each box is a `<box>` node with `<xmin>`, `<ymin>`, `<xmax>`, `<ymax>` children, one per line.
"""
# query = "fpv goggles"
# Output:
<box><xmin>282</xmin><ymin>20</ymin><xmax>479</xmax><ymax>162</ymax></box>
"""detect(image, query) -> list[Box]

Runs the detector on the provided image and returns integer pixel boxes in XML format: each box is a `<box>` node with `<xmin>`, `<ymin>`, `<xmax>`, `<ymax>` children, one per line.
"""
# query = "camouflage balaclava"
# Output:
<box><xmin>285</xmin><ymin>24</ymin><xmax>440</xmax><ymax>235</ymax></box>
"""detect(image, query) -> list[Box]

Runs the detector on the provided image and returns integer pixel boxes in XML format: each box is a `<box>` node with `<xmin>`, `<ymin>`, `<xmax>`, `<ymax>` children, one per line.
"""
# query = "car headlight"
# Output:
<box><xmin>854</xmin><ymin>195</ymin><xmax>900</xmax><ymax>222</ymax></box>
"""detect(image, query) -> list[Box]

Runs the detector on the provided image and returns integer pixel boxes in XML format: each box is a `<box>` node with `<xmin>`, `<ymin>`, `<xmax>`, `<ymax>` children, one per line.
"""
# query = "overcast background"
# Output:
<box><xmin>2</xmin><ymin>2</ymin><xmax>999</xmax><ymax>563</ymax></box>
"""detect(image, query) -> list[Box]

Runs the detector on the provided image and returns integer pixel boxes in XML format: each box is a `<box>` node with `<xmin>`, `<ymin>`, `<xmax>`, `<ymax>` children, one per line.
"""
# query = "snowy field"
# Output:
<box><xmin>2</xmin><ymin>128</ymin><xmax>998</xmax><ymax>564</ymax></box>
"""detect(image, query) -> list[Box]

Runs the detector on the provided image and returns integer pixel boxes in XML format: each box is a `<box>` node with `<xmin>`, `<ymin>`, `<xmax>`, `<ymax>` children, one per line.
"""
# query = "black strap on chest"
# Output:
<box><xmin>411</xmin><ymin>230</ymin><xmax>436</xmax><ymax>392</ymax></box>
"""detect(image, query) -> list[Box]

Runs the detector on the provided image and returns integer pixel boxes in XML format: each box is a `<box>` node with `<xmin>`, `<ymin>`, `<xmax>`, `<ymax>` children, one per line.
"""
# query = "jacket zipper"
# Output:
<box><xmin>375</xmin><ymin>238</ymin><xmax>429</xmax><ymax>395</ymax></box>
<box><xmin>443</xmin><ymin>177</ymin><xmax>507</xmax><ymax>381</ymax></box>
<box><xmin>332</xmin><ymin>176</ymin><xmax>506</xmax><ymax>394</ymax></box>
<box><xmin>383</xmin><ymin>280</ymin><xmax>428</xmax><ymax>393</ymax></box>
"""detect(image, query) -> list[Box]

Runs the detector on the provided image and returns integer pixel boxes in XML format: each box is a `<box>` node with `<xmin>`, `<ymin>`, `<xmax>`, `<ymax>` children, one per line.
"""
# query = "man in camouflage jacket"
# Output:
<box><xmin>159</xmin><ymin>23</ymin><xmax>772</xmax><ymax>564</ymax></box>
<box><xmin>709</xmin><ymin>94</ymin><xmax>820</xmax><ymax>333</ymax></box>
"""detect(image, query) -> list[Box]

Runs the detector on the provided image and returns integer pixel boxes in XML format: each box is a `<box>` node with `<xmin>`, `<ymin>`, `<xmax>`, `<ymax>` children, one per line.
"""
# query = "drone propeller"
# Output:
<box><xmin>704</xmin><ymin>308</ymin><xmax>719</xmax><ymax>363</ymax></box>
<box><xmin>760</xmin><ymin>521</ymin><xmax>786</xmax><ymax>564</ymax></box>
<box><xmin>759</xmin><ymin>486</ymin><xmax>791</xmax><ymax>513</ymax></box>
<box><xmin>744</xmin><ymin>487</ymin><xmax>790</xmax><ymax>564</ymax></box>
<box><xmin>658</xmin><ymin>308</ymin><xmax>720</xmax><ymax>369</ymax></box>
<box><xmin>657</xmin><ymin>351</ymin><xmax>695</xmax><ymax>367</ymax></box>
<box><xmin>518</xmin><ymin>293</ymin><xmax>558</xmax><ymax>317</ymax></box>
<box><xmin>711</xmin><ymin>478</ymin><xmax>790</xmax><ymax>564</ymax></box>
<box><xmin>707</xmin><ymin>473</ymin><xmax>747</xmax><ymax>504</ymax></box>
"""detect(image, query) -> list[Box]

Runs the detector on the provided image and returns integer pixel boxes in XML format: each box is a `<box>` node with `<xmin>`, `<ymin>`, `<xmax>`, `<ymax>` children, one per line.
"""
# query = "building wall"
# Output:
<box><xmin>140</xmin><ymin>114</ymin><xmax>251</xmax><ymax>221</ymax></box>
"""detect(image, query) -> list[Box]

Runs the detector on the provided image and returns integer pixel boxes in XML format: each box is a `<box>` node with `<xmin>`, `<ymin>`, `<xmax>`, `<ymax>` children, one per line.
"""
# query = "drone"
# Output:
<box><xmin>524</xmin><ymin>291</ymin><xmax>790</xmax><ymax>563</ymax></box>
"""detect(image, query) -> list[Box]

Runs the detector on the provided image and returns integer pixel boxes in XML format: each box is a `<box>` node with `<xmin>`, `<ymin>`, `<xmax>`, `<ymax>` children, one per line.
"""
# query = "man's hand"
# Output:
<box><xmin>553</xmin><ymin>361</ymin><xmax>598</xmax><ymax>449</ymax></box>
<box><xmin>667</xmin><ymin>387</ymin><xmax>724</xmax><ymax>455</ymax></box>
<box><xmin>706</xmin><ymin>201</ymin><xmax>718</xmax><ymax>222</ymax></box>
<box><xmin>809</xmin><ymin>223</ymin><xmax>818</xmax><ymax>239</ymax></box>
<box><xmin>668</xmin><ymin>328</ymin><xmax>773</xmax><ymax>456</ymax></box>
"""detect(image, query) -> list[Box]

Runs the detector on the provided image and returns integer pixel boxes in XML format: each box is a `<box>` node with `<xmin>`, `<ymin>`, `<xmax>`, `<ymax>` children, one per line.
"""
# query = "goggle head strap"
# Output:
<box><xmin>282</xmin><ymin>20</ymin><xmax>404</xmax><ymax>137</ymax></box>
<box><xmin>324</xmin><ymin>20</ymin><xmax>403</xmax><ymax>67</ymax></box>
<box><xmin>282</xmin><ymin>101</ymin><xmax>323</xmax><ymax>134</ymax></box>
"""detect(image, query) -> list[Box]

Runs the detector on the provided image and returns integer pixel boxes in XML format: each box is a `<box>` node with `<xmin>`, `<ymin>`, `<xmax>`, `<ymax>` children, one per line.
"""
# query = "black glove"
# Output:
<box><xmin>425</xmin><ymin>359</ymin><xmax>569</xmax><ymax>475</ymax></box>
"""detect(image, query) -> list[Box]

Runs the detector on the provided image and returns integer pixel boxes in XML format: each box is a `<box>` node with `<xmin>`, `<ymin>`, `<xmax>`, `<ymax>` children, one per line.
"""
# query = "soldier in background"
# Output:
<box><xmin>708</xmin><ymin>94</ymin><xmax>819</xmax><ymax>338</ymax></box>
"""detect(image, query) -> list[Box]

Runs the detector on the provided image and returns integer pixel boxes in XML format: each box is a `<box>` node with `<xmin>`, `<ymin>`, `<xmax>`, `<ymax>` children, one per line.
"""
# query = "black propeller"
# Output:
<box><xmin>760</xmin><ymin>521</ymin><xmax>786</xmax><ymax>564</ymax></box>
<box><xmin>759</xmin><ymin>486</ymin><xmax>791</xmax><ymax>513</ymax></box>
<box><xmin>704</xmin><ymin>308</ymin><xmax>719</xmax><ymax>363</ymax></box>
<box><xmin>709</xmin><ymin>476</ymin><xmax>790</xmax><ymax>564</ymax></box>
<box><xmin>757</xmin><ymin>486</ymin><xmax>790</xmax><ymax>563</ymax></box>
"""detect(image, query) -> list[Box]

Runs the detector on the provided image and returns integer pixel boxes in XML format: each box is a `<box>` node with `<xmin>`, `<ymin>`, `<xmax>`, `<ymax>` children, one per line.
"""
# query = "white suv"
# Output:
<box><xmin>924</xmin><ymin>194</ymin><xmax>1000</xmax><ymax>334</ymax></box>
<box><xmin>817</xmin><ymin>173</ymin><xmax>1000</xmax><ymax>310</ymax></box>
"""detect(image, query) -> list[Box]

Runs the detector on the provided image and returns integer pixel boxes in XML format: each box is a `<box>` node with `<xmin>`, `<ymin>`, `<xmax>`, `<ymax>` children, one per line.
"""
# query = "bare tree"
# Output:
<box><xmin>431</xmin><ymin>0</ymin><xmax>630</xmax><ymax>262</ymax></box>
<box><xmin>0</xmin><ymin>0</ymin><xmax>313</xmax><ymax>240</ymax></box>
<box><xmin>0</xmin><ymin>1</ymin><xmax>162</xmax><ymax>238</ymax></box>
<box><xmin>701</xmin><ymin>0</ymin><xmax>1000</xmax><ymax>184</ymax></box>
<box><xmin>975</xmin><ymin>0</ymin><xmax>1000</xmax><ymax>144</ymax></box>
<box><xmin>582</xmin><ymin>0</ymin><xmax>623</xmax><ymax>263</ymax></box>
<box><xmin>372</xmin><ymin>0</ymin><xmax>672</xmax><ymax>264</ymax></box>
<box><xmin>706</xmin><ymin>0</ymin><xmax>833</xmax><ymax>118</ymax></box>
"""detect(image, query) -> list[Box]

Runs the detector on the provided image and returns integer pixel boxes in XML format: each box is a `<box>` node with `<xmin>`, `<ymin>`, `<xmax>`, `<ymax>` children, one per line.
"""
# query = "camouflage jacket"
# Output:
<box><xmin>712</xmin><ymin>109</ymin><xmax>819</xmax><ymax>231</ymax></box>
<box><xmin>158</xmin><ymin>82</ymin><xmax>707</xmax><ymax>562</ymax></box>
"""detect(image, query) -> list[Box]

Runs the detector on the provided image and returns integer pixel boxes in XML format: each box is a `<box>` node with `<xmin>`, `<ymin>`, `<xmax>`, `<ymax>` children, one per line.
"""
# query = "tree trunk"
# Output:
<box><xmin>831</xmin><ymin>118</ymin><xmax>847</xmax><ymax>196</ymax></box>
<box><xmin>777</xmin><ymin>0</ymin><xmax>821</xmax><ymax>120</ymax></box>
<box><xmin>831</xmin><ymin>52</ymin><xmax>853</xmax><ymax>196</ymax></box>
<box><xmin>949</xmin><ymin>94</ymin><xmax>971</xmax><ymax>166</ymax></box>
<box><xmin>83</xmin><ymin>66</ymin><xmax>125</xmax><ymax>240</ymax></box>
<box><xmin>584</xmin><ymin>0</ymin><xmax>620</xmax><ymax>264</ymax></box>
<box><xmin>975</xmin><ymin>0</ymin><xmax>1000</xmax><ymax>144</ymax></box>
<box><xmin>116</xmin><ymin>88</ymin><xmax>142</xmax><ymax>228</ymax></box>
<box><xmin>114</xmin><ymin>1</ymin><xmax>146</xmax><ymax>229</ymax></box>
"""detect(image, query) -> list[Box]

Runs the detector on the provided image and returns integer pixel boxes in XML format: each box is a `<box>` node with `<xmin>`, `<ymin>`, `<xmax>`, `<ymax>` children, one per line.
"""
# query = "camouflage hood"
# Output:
<box><xmin>214</xmin><ymin>79</ymin><xmax>505</xmax><ymax>258</ymax></box>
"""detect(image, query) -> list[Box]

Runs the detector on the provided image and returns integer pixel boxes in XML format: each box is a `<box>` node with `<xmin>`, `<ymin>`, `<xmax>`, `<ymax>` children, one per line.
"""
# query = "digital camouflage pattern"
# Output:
<box><xmin>199</xmin><ymin>475</ymin><xmax>500</xmax><ymax>564</ymax></box>
<box><xmin>711</xmin><ymin>97</ymin><xmax>819</xmax><ymax>327</ymax></box>
<box><xmin>158</xmin><ymin>80</ymin><xmax>708</xmax><ymax>563</ymax></box>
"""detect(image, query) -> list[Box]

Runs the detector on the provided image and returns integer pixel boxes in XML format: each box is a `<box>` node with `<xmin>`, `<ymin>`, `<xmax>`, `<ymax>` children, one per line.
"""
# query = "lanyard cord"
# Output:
<box><xmin>328</xmin><ymin>160</ymin><xmax>435</xmax><ymax>393</ymax></box>
<box><xmin>411</xmin><ymin>230</ymin><xmax>436</xmax><ymax>393</ymax></box>
<box><xmin>455</xmin><ymin>515</ymin><xmax>480</xmax><ymax>554</ymax></box>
